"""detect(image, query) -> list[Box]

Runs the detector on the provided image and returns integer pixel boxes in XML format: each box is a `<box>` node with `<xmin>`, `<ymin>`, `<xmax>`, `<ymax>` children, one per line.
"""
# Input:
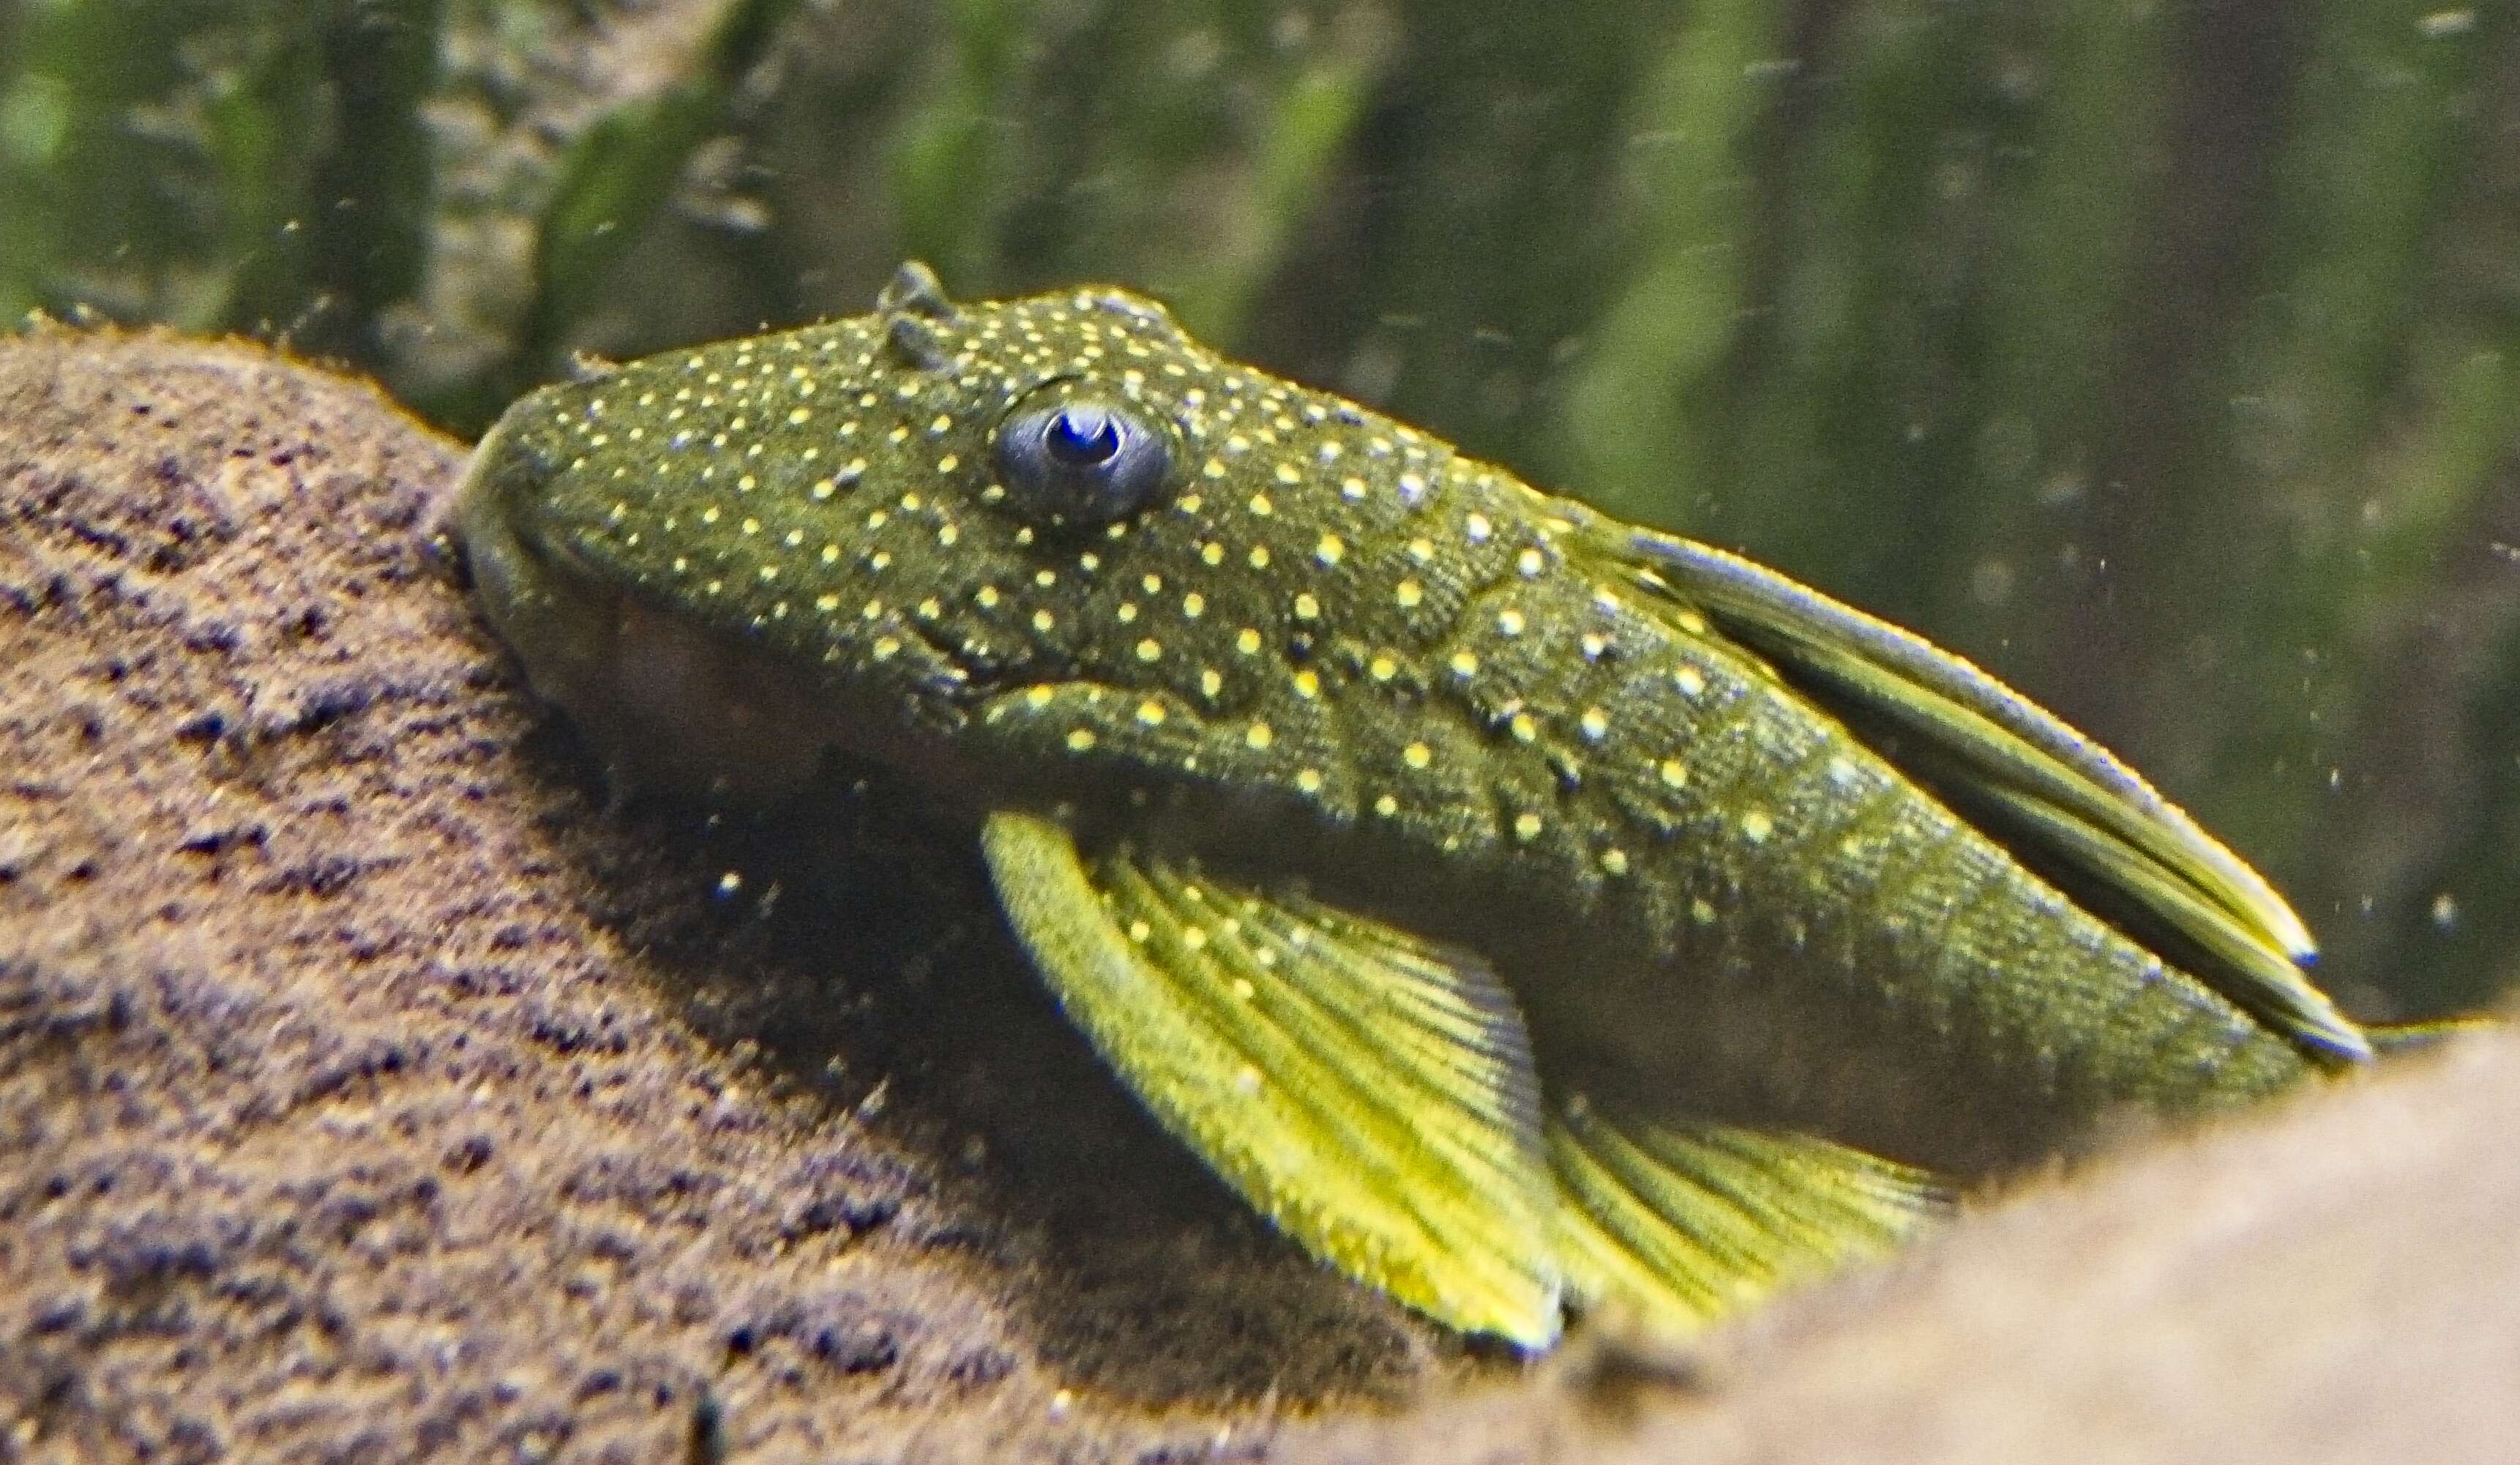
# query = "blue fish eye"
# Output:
<box><xmin>994</xmin><ymin>393</ymin><xmax>1172</xmax><ymax>527</ymax></box>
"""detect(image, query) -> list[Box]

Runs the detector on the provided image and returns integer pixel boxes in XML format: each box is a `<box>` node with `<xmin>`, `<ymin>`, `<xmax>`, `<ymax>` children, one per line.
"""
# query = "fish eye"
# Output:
<box><xmin>992</xmin><ymin>389</ymin><xmax>1173</xmax><ymax>529</ymax></box>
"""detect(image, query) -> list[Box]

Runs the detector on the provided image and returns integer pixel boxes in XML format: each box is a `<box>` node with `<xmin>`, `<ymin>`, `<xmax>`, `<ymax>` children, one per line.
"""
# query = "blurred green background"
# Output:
<box><xmin>4</xmin><ymin>0</ymin><xmax>2514</xmax><ymax>1018</ymax></box>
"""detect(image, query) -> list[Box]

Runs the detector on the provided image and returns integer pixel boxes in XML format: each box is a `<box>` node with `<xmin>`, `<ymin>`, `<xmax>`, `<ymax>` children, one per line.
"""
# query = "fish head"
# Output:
<box><xmin>454</xmin><ymin>261</ymin><xmax>1473</xmax><ymax>808</ymax></box>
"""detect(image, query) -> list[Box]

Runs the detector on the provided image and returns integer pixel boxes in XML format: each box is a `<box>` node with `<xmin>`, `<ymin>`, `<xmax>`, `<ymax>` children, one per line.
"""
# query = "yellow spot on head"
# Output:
<box><xmin>1509</xmin><ymin>712</ymin><xmax>1537</xmax><ymax>743</ymax></box>
<box><xmin>1067</xmin><ymin>728</ymin><xmax>1098</xmax><ymax>752</ymax></box>
<box><xmin>1248</xmin><ymin>545</ymin><xmax>1271</xmax><ymax>570</ymax></box>
<box><xmin>1659</xmin><ymin>758</ymin><xmax>1689</xmax><ymax>788</ymax></box>
<box><xmin>1579</xmin><ymin>707</ymin><xmax>1609</xmax><ymax>741</ymax></box>
<box><xmin>1315</xmin><ymin>534</ymin><xmax>1345</xmax><ymax>565</ymax></box>
<box><xmin>1674</xmin><ymin>666</ymin><xmax>1706</xmax><ymax>697</ymax></box>
<box><xmin>1514</xmin><ymin>812</ymin><xmax>1542</xmax><ymax>841</ymax></box>
<box><xmin>1203</xmin><ymin>543</ymin><xmax>1226</xmax><ymax>567</ymax></box>
<box><xmin>1295</xmin><ymin>768</ymin><xmax>1324</xmax><ymax>794</ymax></box>
<box><xmin>1396</xmin><ymin>579</ymin><xmax>1424</xmax><ymax>609</ymax></box>
<box><xmin>1137</xmin><ymin>637</ymin><xmax>1163</xmax><ymax>662</ymax></box>
<box><xmin>1293</xmin><ymin>669</ymin><xmax>1321</xmax><ymax>698</ymax></box>
<box><xmin>1200</xmin><ymin>668</ymin><xmax>1223</xmax><ymax>697</ymax></box>
<box><xmin>1741</xmin><ymin>810</ymin><xmax>1774</xmax><ymax>843</ymax></box>
<box><xmin>1249</xmin><ymin>493</ymin><xmax>1275</xmax><ymax>516</ymax></box>
<box><xmin>1497</xmin><ymin>608</ymin><xmax>1525</xmax><ymax>636</ymax></box>
<box><xmin>1293</xmin><ymin>593</ymin><xmax>1320</xmax><ymax>621</ymax></box>
<box><xmin>1236</xmin><ymin>627</ymin><xmax>1263</xmax><ymax>655</ymax></box>
<box><xmin>1137</xmin><ymin>700</ymin><xmax>1167</xmax><ymax>726</ymax></box>
<box><xmin>1678</xmin><ymin>610</ymin><xmax>1710</xmax><ymax>635</ymax></box>
<box><xmin>1274</xmin><ymin>462</ymin><xmax>1301</xmax><ymax>485</ymax></box>
<box><xmin>1033</xmin><ymin>609</ymin><xmax>1055</xmax><ymax>632</ymax></box>
<box><xmin>1601</xmin><ymin>848</ymin><xmax>1629</xmax><ymax>876</ymax></box>
<box><xmin>1182</xmin><ymin>592</ymin><xmax>1205</xmax><ymax>617</ymax></box>
<box><xmin>1246</xmin><ymin>722</ymin><xmax>1274</xmax><ymax>750</ymax></box>
<box><xmin>1403</xmin><ymin>742</ymin><xmax>1432</xmax><ymax>770</ymax></box>
<box><xmin>1026</xmin><ymin>685</ymin><xmax>1055</xmax><ymax>707</ymax></box>
<box><xmin>1448</xmin><ymin>649</ymin><xmax>1478</xmax><ymax>677</ymax></box>
<box><xmin>1375</xmin><ymin>794</ymin><xmax>1399</xmax><ymax>817</ymax></box>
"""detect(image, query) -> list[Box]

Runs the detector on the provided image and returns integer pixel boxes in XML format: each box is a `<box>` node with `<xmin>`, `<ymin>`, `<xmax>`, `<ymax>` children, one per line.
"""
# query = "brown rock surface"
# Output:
<box><xmin>2</xmin><ymin>331</ymin><xmax>2513</xmax><ymax>1463</ymax></box>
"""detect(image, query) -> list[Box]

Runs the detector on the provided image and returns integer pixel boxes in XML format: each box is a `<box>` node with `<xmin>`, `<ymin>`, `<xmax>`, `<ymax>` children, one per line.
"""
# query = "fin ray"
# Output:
<box><xmin>1550</xmin><ymin>1100</ymin><xmax>1949</xmax><ymax>1338</ymax></box>
<box><xmin>981</xmin><ymin>810</ymin><xmax>1562</xmax><ymax>1345</ymax></box>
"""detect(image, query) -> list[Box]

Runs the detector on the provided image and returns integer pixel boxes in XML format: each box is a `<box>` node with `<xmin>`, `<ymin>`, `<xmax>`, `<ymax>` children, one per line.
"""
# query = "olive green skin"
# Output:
<box><xmin>457</xmin><ymin>273</ymin><xmax>2322</xmax><ymax>1179</ymax></box>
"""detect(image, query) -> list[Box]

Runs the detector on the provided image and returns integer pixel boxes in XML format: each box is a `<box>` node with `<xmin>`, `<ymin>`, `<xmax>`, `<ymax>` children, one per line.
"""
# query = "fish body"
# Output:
<box><xmin>456</xmin><ymin>264</ymin><xmax>2375</xmax><ymax>1346</ymax></box>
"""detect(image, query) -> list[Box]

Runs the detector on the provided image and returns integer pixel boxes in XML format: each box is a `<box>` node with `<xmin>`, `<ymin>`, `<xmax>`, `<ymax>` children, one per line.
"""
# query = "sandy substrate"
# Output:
<box><xmin>3</xmin><ymin>330</ymin><xmax>2513</xmax><ymax>1462</ymax></box>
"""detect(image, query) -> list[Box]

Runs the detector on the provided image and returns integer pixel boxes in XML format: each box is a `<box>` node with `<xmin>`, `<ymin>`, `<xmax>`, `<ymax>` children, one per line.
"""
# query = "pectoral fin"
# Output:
<box><xmin>1550</xmin><ymin>1098</ymin><xmax>1950</xmax><ymax>1338</ymax></box>
<box><xmin>979</xmin><ymin>809</ymin><xmax>1563</xmax><ymax>1346</ymax></box>
<box><xmin>1610</xmin><ymin>529</ymin><xmax>2368</xmax><ymax>1066</ymax></box>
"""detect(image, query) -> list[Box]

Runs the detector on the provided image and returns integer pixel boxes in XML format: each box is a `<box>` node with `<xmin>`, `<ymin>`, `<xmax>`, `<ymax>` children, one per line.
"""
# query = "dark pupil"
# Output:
<box><xmin>1045</xmin><ymin>407</ymin><xmax>1121</xmax><ymax>466</ymax></box>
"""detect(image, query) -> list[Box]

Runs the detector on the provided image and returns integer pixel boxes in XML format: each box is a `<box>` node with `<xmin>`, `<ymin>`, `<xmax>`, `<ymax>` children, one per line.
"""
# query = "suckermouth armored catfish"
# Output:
<box><xmin>453</xmin><ymin>262</ymin><xmax>2437</xmax><ymax>1349</ymax></box>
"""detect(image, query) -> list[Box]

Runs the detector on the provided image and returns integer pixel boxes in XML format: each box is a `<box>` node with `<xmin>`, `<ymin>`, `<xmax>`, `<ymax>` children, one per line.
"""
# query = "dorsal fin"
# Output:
<box><xmin>1591</xmin><ymin>526</ymin><xmax>2367</xmax><ymax>1066</ymax></box>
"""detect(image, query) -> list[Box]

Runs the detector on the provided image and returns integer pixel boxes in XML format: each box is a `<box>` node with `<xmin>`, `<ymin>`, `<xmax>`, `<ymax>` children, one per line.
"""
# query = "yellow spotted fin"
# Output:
<box><xmin>979</xmin><ymin>809</ymin><xmax>1565</xmax><ymax>1346</ymax></box>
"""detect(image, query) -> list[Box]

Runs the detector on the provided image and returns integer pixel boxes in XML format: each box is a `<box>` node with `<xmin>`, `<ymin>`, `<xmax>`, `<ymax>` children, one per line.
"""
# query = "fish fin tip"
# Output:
<box><xmin>1549</xmin><ymin>1103</ymin><xmax>1948</xmax><ymax>1343</ymax></box>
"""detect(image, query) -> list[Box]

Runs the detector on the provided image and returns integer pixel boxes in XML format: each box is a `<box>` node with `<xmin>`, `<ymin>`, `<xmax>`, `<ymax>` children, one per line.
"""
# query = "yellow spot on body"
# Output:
<box><xmin>700</xmin><ymin>506</ymin><xmax>720</xmax><ymax>524</ymax></box>
<box><xmin>1509</xmin><ymin>712</ymin><xmax>1537</xmax><ymax>743</ymax></box>
<box><xmin>1659</xmin><ymin>758</ymin><xmax>1689</xmax><ymax>788</ymax></box>
<box><xmin>815</xmin><ymin>594</ymin><xmax>840</xmax><ymax>613</ymax></box>
<box><xmin>1183</xmin><ymin>926</ymin><xmax>1208</xmax><ymax>951</ymax></box>
<box><xmin>1449</xmin><ymin>649</ymin><xmax>1478</xmax><ymax>677</ymax></box>
<box><xmin>930</xmin><ymin>414</ymin><xmax>953</xmax><ymax>433</ymax></box>
<box><xmin>811</xmin><ymin>478</ymin><xmax>837</xmax><ymax>500</ymax></box>
<box><xmin>1249</xmin><ymin>545</ymin><xmax>1271</xmax><ymax>570</ymax></box>
<box><xmin>788</xmin><ymin>407</ymin><xmax>811</xmax><ymax>425</ymax></box>
<box><xmin>1678</xmin><ymin>610</ymin><xmax>1710</xmax><ymax>635</ymax></box>
<box><xmin>1315</xmin><ymin>534</ymin><xmax>1345</xmax><ymax>565</ymax></box>
<box><xmin>872</xmin><ymin>635</ymin><xmax>901</xmax><ymax>660</ymax></box>
<box><xmin>1396</xmin><ymin>580</ymin><xmax>1424</xmax><ymax>609</ymax></box>
<box><xmin>1293</xmin><ymin>593</ymin><xmax>1320</xmax><ymax>621</ymax></box>
<box><xmin>1375</xmin><ymin>794</ymin><xmax>1399</xmax><ymax>817</ymax></box>
<box><xmin>1204</xmin><ymin>458</ymin><xmax>1228</xmax><ymax>479</ymax></box>
<box><xmin>1033</xmin><ymin>609</ymin><xmax>1055</xmax><ymax>632</ymax></box>
<box><xmin>1518</xmin><ymin>548</ymin><xmax>1544</xmax><ymax>577</ymax></box>
<box><xmin>1295</xmin><ymin>768</ymin><xmax>1324</xmax><ymax>794</ymax></box>
<box><xmin>1137</xmin><ymin>700</ymin><xmax>1167</xmax><ymax>726</ymax></box>
<box><xmin>1579</xmin><ymin>707</ymin><xmax>1609</xmax><ymax>741</ymax></box>
<box><xmin>1067</xmin><ymin>728</ymin><xmax>1098</xmax><ymax>752</ymax></box>
<box><xmin>1407</xmin><ymin>537</ymin><xmax>1435</xmax><ymax>562</ymax></box>
<box><xmin>1293</xmin><ymin>669</ymin><xmax>1321</xmax><ymax>698</ymax></box>
<box><xmin>1403</xmin><ymin>742</ymin><xmax>1432</xmax><ymax>770</ymax></box>
<box><xmin>1342</xmin><ymin>476</ymin><xmax>1368</xmax><ymax>499</ymax></box>
<box><xmin>1514</xmin><ymin>812</ymin><xmax>1542</xmax><ymax>842</ymax></box>
<box><xmin>1467</xmin><ymin>513</ymin><xmax>1492</xmax><ymax>543</ymax></box>
<box><xmin>1691</xmin><ymin>898</ymin><xmax>1717</xmax><ymax>925</ymax></box>
<box><xmin>1137</xmin><ymin>638</ymin><xmax>1163</xmax><ymax>661</ymax></box>
<box><xmin>1128</xmin><ymin>920</ymin><xmax>1152</xmax><ymax>944</ymax></box>
<box><xmin>1182</xmin><ymin>592</ymin><xmax>1205</xmax><ymax>617</ymax></box>
<box><xmin>1274</xmin><ymin>462</ymin><xmax>1301</xmax><ymax>485</ymax></box>
<box><xmin>1249</xmin><ymin>493</ymin><xmax>1275</xmax><ymax>516</ymax></box>
<box><xmin>1741</xmin><ymin>810</ymin><xmax>1774</xmax><ymax>843</ymax></box>
<box><xmin>1497</xmin><ymin>608</ymin><xmax>1525</xmax><ymax>636</ymax></box>
<box><xmin>1117</xmin><ymin>603</ymin><xmax>1140</xmax><ymax>623</ymax></box>
<box><xmin>1237</xmin><ymin>627</ymin><xmax>1263</xmax><ymax>655</ymax></box>
<box><xmin>1674</xmin><ymin>666</ymin><xmax>1706</xmax><ymax>697</ymax></box>
<box><xmin>1200</xmin><ymin>668</ymin><xmax>1223</xmax><ymax>698</ymax></box>
<box><xmin>975</xmin><ymin>586</ymin><xmax>1000</xmax><ymax>608</ymax></box>
<box><xmin>1601</xmin><ymin>848</ymin><xmax>1629</xmax><ymax>876</ymax></box>
<box><xmin>1026</xmin><ymin>686</ymin><xmax>1055</xmax><ymax>707</ymax></box>
<box><xmin>1246</xmin><ymin>722</ymin><xmax>1274</xmax><ymax>750</ymax></box>
<box><xmin>938</xmin><ymin>453</ymin><xmax>960</xmax><ymax>473</ymax></box>
<box><xmin>1203</xmin><ymin>543</ymin><xmax>1226</xmax><ymax>567</ymax></box>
